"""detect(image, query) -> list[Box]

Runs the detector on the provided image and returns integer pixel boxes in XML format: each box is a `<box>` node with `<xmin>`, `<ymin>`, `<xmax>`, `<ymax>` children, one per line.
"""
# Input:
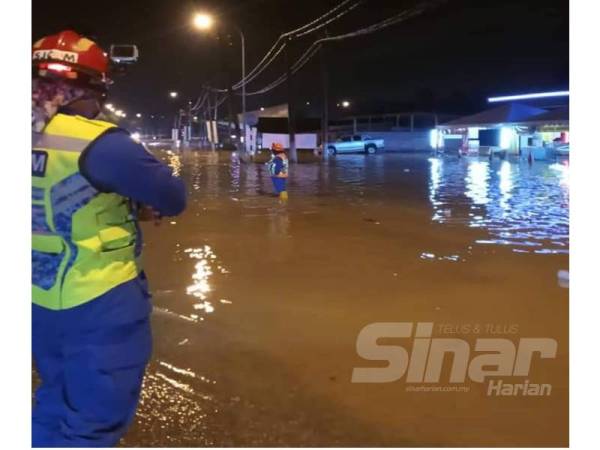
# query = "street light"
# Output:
<box><xmin>193</xmin><ymin>13</ymin><xmax>214</xmax><ymax>30</ymax></box>
<box><xmin>192</xmin><ymin>12</ymin><xmax>246</xmax><ymax>152</ymax></box>
<box><xmin>136</xmin><ymin>113</ymin><xmax>142</xmax><ymax>118</ymax></box>
<box><xmin>341</xmin><ymin>100</ymin><xmax>351</xmax><ymax>108</ymax></box>
<box><xmin>169</xmin><ymin>91</ymin><xmax>178</xmax><ymax>99</ymax></box>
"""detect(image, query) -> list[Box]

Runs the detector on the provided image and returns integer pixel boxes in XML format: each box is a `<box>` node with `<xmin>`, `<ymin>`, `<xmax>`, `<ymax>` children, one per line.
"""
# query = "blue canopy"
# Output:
<box><xmin>440</xmin><ymin>103</ymin><xmax>548</xmax><ymax>128</ymax></box>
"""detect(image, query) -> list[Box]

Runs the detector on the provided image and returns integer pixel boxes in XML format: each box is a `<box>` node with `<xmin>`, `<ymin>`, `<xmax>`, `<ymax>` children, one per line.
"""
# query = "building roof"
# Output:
<box><xmin>439</xmin><ymin>103</ymin><xmax>548</xmax><ymax>128</ymax></box>
<box><xmin>522</xmin><ymin>105</ymin><xmax>569</xmax><ymax>125</ymax></box>
<box><xmin>239</xmin><ymin>104</ymin><xmax>288</xmax><ymax>127</ymax></box>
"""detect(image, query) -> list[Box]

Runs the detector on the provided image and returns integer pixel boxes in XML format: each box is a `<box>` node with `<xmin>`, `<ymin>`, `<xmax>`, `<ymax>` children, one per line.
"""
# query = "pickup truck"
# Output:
<box><xmin>327</xmin><ymin>134</ymin><xmax>385</xmax><ymax>155</ymax></box>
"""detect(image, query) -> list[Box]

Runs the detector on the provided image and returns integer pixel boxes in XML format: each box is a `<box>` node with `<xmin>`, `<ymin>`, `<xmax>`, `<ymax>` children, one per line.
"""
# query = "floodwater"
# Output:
<box><xmin>117</xmin><ymin>150</ymin><xmax>571</xmax><ymax>445</ymax></box>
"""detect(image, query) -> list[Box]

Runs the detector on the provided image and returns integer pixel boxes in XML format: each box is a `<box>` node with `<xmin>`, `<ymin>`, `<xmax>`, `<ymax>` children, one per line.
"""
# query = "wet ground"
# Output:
<box><xmin>119</xmin><ymin>149</ymin><xmax>569</xmax><ymax>446</ymax></box>
<box><xmin>42</xmin><ymin>149</ymin><xmax>571</xmax><ymax>446</ymax></box>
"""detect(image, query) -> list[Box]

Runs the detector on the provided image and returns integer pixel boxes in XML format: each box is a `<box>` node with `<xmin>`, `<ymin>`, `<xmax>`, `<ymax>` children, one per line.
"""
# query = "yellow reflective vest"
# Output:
<box><xmin>32</xmin><ymin>113</ymin><xmax>141</xmax><ymax>310</ymax></box>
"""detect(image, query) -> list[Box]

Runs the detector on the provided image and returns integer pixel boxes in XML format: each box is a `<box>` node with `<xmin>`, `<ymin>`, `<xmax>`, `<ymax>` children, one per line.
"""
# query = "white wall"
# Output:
<box><xmin>262</xmin><ymin>133</ymin><xmax>318</xmax><ymax>150</ymax></box>
<box><xmin>356</xmin><ymin>131</ymin><xmax>431</xmax><ymax>152</ymax></box>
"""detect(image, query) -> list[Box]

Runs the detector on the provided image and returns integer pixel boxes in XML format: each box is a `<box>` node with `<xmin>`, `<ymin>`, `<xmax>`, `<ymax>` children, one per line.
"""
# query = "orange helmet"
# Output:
<box><xmin>32</xmin><ymin>30</ymin><xmax>110</xmax><ymax>90</ymax></box>
<box><xmin>271</xmin><ymin>142</ymin><xmax>284</xmax><ymax>152</ymax></box>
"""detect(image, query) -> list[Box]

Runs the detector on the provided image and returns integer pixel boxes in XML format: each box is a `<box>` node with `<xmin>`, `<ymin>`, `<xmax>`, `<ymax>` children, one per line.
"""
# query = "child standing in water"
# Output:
<box><xmin>267</xmin><ymin>142</ymin><xmax>289</xmax><ymax>200</ymax></box>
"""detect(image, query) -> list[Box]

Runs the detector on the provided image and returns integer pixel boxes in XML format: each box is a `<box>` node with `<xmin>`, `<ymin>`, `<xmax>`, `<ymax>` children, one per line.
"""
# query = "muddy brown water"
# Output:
<box><xmin>36</xmin><ymin>149</ymin><xmax>570</xmax><ymax>446</ymax></box>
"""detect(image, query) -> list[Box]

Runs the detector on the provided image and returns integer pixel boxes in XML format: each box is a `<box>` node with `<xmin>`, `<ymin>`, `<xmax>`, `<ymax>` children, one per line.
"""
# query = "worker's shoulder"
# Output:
<box><xmin>57</xmin><ymin>113</ymin><xmax>116</xmax><ymax>130</ymax></box>
<box><xmin>88</xmin><ymin>127</ymin><xmax>142</xmax><ymax>156</ymax></box>
<box><xmin>81</xmin><ymin>130</ymin><xmax>149</xmax><ymax>185</ymax></box>
<box><xmin>47</xmin><ymin>113</ymin><xmax>122</xmax><ymax>140</ymax></box>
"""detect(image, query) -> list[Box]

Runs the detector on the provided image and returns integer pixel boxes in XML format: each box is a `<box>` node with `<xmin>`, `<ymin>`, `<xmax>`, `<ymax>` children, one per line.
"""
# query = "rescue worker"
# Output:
<box><xmin>267</xmin><ymin>142</ymin><xmax>289</xmax><ymax>200</ymax></box>
<box><xmin>31</xmin><ymin>30</ymin><xmax>187</xmax><ymax>446</ymax></box>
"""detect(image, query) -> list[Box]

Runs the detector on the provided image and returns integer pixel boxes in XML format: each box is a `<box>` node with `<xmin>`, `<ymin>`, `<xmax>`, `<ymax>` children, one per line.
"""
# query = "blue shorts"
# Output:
<box><xmin>271</xmin><ymin>177</ymin><xmax>287</xmax><ymax>194</ymax></box>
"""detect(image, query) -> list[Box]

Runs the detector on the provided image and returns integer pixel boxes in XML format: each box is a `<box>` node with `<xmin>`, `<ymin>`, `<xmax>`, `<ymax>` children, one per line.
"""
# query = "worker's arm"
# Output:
<box><xmin>80</xmin><ymin>131</ymin><xmax>187</xmax><ymax>216</ymax></box>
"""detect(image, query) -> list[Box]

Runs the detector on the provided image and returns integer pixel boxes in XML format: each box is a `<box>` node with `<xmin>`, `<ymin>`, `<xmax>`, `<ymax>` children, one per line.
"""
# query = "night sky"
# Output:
<box><xmin>33</xmin><ymin>0</ymin><xmax>568</xmax><ymax>121</ymax></box>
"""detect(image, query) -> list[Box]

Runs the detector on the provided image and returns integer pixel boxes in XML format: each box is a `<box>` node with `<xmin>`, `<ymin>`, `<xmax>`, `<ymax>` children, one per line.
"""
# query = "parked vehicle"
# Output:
<box><xmin>327</xmin><ymin>134</ymin><xmax>384</xmax><ymax>155</ymax></box>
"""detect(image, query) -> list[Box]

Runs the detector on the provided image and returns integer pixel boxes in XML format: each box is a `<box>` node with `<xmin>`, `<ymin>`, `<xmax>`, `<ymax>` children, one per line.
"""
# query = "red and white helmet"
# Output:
<box><xmin>32</xmin><ymin>30</ymin><xmax>110</xmax><ymax>90</ymax></box>
<box><xmin>271</xmin><ymin>142</ymin><xmax>285</xmax><ymax>152</ymax></box>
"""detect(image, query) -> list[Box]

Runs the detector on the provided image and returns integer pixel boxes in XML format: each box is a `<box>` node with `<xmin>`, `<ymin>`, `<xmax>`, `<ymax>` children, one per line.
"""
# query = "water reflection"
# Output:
<box><xmin>549</xmin><ymin>161</ymin><xmax>570</xmax><ymax>189</ymax></box>
<box><xmin>465</xmin><ymin>160</ymin><xmax>490</xmax><ymax>206</ymax></box>
<box><xmin>165</xmin><ymin>150</ymin><xmax>182</xmax><ymax>176</ymax></box>
<box><xmin>420</xmin><ymin>252</ymin><xmax>463</xmax><ymax>262</ymax></box>
<box><xmin>158</xmin><ymin>149</ymin><xmax>569</xmax><ymax>258</ymax></box>
<box><xmin>184</xmin><ymin>245</ymin><xmax>229</xmax><ymax>316</ymax></box>
<box><xmin>428</xmin><ymin>156</ymin><xmax>569</xmax><ymax>254</ymax></box>
<box><xmin>498</xmin><ymin>160</ymin><xmax>513</xmax><ymax>214</ymax></box>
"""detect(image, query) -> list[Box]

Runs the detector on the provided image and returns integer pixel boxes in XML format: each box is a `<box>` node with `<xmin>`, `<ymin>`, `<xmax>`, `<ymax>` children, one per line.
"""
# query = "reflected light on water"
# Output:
<box><xmin>420</xmin><ymin>252</ymin><xmax>463</xmax><ymax>262</ymax></box>
<box><xmin>498</xmin><ymin>161</ymin><xmax>513</xmax><ymax>214</ymax></box>
<box><xmin>550</xmin><ymin>161</ymin><xmax>569</xmax><ymax>189</ymax></box>
<box><xmin>194</xmin><ymin>301</ymin><xmax>215</xmax><ymax>313</ymax></box>
<box><xmin>466</xmin><ymin>160</ymin><xmax>490</xmax><ymax>205</ymax></box>
<box><xmin>155</xmin><ymin>372</ymin><xmax>195</xmax><ymax>394</ymax></box>
<box><xmin>428</xmin><ymin>156</ymin><xmax>569</xmax><ymax>255</ymax></box>
<box><xmin>166</xmin><ymin>150</ymin><xmax>182</xmax><ymax>176</ymax></box>
<box><xmin>184</xmin><ymin>245</ymin><xmax>228</xmax><ymax>314</ymax></box>
<box><xmin>429</xmin><ymin>157</ymin><xmax>450</xmax><ymax>223</ymax></box>
<box><xmin>185</xmin><ymin>246</ymin><xmax>214</xmax><ymax>300</ymax></box>
<box><xmin>428</xmin><ymin>157</ymin><xmax>442</xmax><ymax>203</ymax></box>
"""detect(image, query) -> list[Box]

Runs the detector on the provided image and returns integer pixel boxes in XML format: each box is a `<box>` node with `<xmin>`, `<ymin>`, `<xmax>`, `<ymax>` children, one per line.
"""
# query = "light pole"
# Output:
<box><xmin>237</xmin><ymin>26</ymin><xmax>246</xmax><ymax>152</ymax></box>
<box><xmin>169</xmin><ymin>91</ymin><xmax>180</xmax><ymax>143</ymax></box>
<box><xmin>193</xmin><ymin>12</ymin><xmax>247</xmax><ymax>152</ymax></box>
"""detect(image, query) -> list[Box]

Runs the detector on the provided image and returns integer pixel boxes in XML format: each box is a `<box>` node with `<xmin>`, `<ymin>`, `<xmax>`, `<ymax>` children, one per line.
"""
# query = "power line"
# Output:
<box><xmin>215</xmin><ymin>0</ymin><xmax>363</xmax><ymax>91</ymax></box>
<box><xmin>190</xmin><ymin>89</ymin><xmax>211</xmax><ymax>111</ymax></box>
<box><xmin>240</xmin><ymin>0</ymin><xmax>445</xmax><ymax>96</ymax></box>
<box><xmin>285</xmin><ymin>0</ymin><xmax>358</xmax><ymax>37</ymax></box>
<box><xmin>294</xmin><ymin>0</ymin><xmax>362</xmax><ymax>38</ymax></box>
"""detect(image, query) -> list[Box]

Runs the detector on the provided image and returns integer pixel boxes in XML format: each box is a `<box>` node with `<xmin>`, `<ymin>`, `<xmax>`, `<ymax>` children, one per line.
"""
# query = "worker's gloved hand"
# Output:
<box><xmin>137</xmin><ymin>205</ymin><xmax>162</xmax><ymax>226</ymax></box>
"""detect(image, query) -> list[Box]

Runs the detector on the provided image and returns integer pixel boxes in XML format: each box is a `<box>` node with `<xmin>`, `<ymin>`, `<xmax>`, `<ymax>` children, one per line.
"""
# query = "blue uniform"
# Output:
<box><xmin>32</xmin><ymin>123</ymin><xmax>186</xmax><ymax>447</ymax></box>
<box><xmin>269</xmin><ymin>156</ymin><xmax>288</xmax><ymax>194</ymax></box>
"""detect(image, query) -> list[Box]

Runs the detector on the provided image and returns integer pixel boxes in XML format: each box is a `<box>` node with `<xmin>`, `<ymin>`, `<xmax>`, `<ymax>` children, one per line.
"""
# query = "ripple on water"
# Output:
<box><xmin>428</xmin><ymin>157</ymin><xmax>569</xmax><ymax>254</ymax></box>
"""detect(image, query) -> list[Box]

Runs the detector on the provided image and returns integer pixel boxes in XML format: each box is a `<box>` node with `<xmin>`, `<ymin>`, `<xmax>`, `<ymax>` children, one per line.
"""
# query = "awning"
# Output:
<box><xmin>521</xmin><ymin>106</ymin><xmax>569</xmax><ymax>125</ymax></box>
<box><xmin>438</xmin><ymin>103</ymin><xmax>548</xmax><ymax>128</ymax></box>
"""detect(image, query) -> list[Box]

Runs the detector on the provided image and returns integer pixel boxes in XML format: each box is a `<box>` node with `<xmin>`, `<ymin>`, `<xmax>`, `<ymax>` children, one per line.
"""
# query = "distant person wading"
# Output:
<box><xmin>267</xmin><ymin>142</ymin><xmax>289</xmax><ymax>200</ymax></box>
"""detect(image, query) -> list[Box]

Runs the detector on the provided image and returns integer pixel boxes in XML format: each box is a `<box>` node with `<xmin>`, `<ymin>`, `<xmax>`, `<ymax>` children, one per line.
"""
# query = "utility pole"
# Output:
<box><xmin>187</xmin><ymin>100</ymin><xmax>192</xmax><ymax>145</ymax></box>
<box><xmin>285</xmin><ymin>37</ymin><xmax>298</xmax><ymax>162</ymax></box>
<box><xmin>320</xmin><ymin>31</ymin><xmax>330</xmax><ymax>160</ymax></box>
<box><xmin>224</xmin><ymin>34</ymin><xmax>238</xmax><ymax>142</ymax></box>
<box><xmin>213</xmin><ymin>90</ymin><xmax>220</xmax><ymax>147</ymax></box>
<box><xmin>227</xmin><ymin>84</ymin><xmax>236</xmax><ymax>140</ymax></box>
<box><xmin>235</xmin><ymin>26</ymin><xmax>247</xmax><ymax>154</ymax></box>
<box><xmin>217</xmin><ymin>32</ymin><xmax>237</xmax><ymax>144</ymax></box>
<box><xmin>206</xmin><ymin>90</ymin><xmax>215</xmax><ymax>151</ymax></box>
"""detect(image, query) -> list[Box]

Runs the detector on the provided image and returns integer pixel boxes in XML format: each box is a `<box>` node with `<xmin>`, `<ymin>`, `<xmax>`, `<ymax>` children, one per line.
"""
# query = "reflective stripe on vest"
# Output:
<box><xmin>32</xmin><ymin>113</ymin><xmax>141</xmax><ymax>310</ymax></box>
<box><xmin>267</xmin><ymin>155</ymin><xmax>289</xmax><ymax>178</ymax></box>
